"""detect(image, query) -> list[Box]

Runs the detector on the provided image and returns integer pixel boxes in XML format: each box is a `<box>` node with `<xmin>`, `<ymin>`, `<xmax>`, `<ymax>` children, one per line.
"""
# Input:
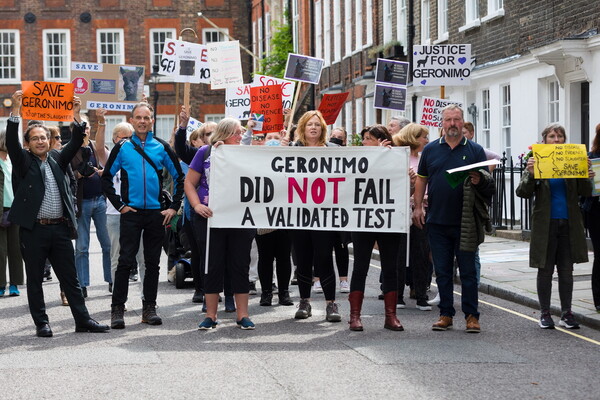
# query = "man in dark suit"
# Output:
<box><xmin>6</xmin><ymin>91</ymin><xmax>109</xmax><ymax>337</ymax></box>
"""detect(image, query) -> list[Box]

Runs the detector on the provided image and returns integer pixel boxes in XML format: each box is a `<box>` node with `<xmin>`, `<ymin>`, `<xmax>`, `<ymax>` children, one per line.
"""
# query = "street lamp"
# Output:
<box><xmin>150</xmin><ymin>64</ymin><xmax>162</xmax><ymax>134</ymax></box>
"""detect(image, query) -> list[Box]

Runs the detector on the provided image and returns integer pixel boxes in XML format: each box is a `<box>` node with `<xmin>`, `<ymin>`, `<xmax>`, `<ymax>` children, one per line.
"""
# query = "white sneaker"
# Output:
<box><xmin>339</xmin><ymin>280</ymin><xmax>350</xmax><ymax>293</ymax></box>
<box><xmin>313</xmin><ymin>280</ymin><xmax>323</xmax><ymax>293</ymax></box>
<box><xmin>427</xmin><ymin>293</ymin><xmax>440</xmax><ymax>306</ymax></box>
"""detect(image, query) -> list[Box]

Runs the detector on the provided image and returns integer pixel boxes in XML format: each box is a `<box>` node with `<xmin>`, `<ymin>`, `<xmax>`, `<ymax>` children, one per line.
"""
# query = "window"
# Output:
<box><xmin>0</xmin><ymin>30</ymin><xmax>20</xmax><ymax>83</ymax></box>
<box><xmin>344</xmin><ymin>0</ymin><xmax>352</xmax><ymax>56</ymax></box>
<box><xmin>365</xmin><ymin>0</ymin><xmax>373</xmax><ymax>47</ymax></box>
<box><xmin>501</xmin><ymin>85</ymin><xmax>511</xmax><ymax>159</ymax></box>
<box><xmin>43</xmin><ymin>30</ymin><xmax>70</xmax><ymax>81</ymax></box>
<box><xmin>258</xmin><ymin>17</ymin><xmax>264</xmax><ymax>60</ymax></box>
<box><xmin>97</xmin><ymin>29</ymin><xmax>124</xmax><ymax>64</ymax></box>
<box><xmin>292</xmin><ymin>0</ymin><xmax>300</xmax><ymax>52</ymax></box>
<box><xmin>253</xmin><ymin>21</ymin><xmax>258</xmax><ymax>70</ymax></box>
<box><xmin>315</xmin><ymin>1</ymin><xmax>323</xmax><ymax>59</ymax></box>
<box><xmin>397</xmin><ymin>0</ymin><xmax>407</xmax><ymax>47</ymax></box>
<box><xmin>437</xmin><ymin>0</ymin><xmax>448</xmax><ymax>41</ymax></box>
<box><xmin>203</xmin><ymin>28</ymin><xmax>229</xmax><ymax>44</ymax></box>
<box><xmin>421</xmin><ymin>0</ymin><xmax>430</xmax><ymax>44</ymax></box>
<box><xmin>355</xmin><ymin>97</ymin><xmax>363</xmax><ymax>135</ymax></box>
<box><xmin>205</xmin><ymin>114</ymin><xmax>225</xmax><ymax>123</ymax></box>
<box><xmin>333</xmin><ymin>0</ymin><xmax>341</xmax><ymax>62</ymax></box>
<box><xmin>548</xmin><ymin>80</ymin><xmax>560</xmax><ymax>124</ymax></box>
<box><xmin>105</xmin><ymin>115</ymin><xmax>127</xmax><ymax>150</ymax></box>
<box><xmin>323</xmin><ymin>0</ymin><xmax>331</xmax><ymax>64</ymax></box>
<box><xmin>354</xmin><ymin>0</ymin><xmax>363</xmax><ymax>51</ymax></box>
<box><xmin>482</xmin><ymin>89</ymin><xmax>490</xmax><ymax>148</ymax></box>
<box><xmin>365</xmin><ymin>97</ymin><xmax>375</xmax><ymax>128</ymax></box>
<box><xmin>466</xmin><ymin>0</ymin><xmax>479</xmax><ymax>23</ymax></box>
<box><xmin>265</xmin><ymin>13</ymin><xmax>271</xmax><ymax>57</ymax></box>
<box><xmin>383</xmin><ymin>0</ymin><xmax>393</xmax><ymax>44</ymax></box>
<box><xmin>150</xmin><ymin>29</ymin><xmax>175</xmax><ymax>72</ymax></box>
<box><xmin>488</xmin><ymin>0</ymin><xmax>503</xmax><ymax>12</ymax></box>
<box><xmin>344</xmin><ymin>101</ymin><xmax>353</xmax><ymax>136</ymax></box>
<box><xmin>154</xmin><ymin>115</ymin><xmax>176</xmax><ymax>142</ymax></box>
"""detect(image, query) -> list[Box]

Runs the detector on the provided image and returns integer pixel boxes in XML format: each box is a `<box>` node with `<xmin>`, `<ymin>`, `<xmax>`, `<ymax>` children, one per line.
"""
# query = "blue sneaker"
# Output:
<box><xmin>8</xmin><ymin>285</ymin><xmax>20</xmax><ymax>296</ymax></box>
<box><xmin>236</xmin><ymin>317</ymin><xmax>255</xmax><ymax>330</ymax></box>
<box><xmin>198</xmin><ymin>317</ymin><xmax>218</xmax><ymax>330</ymax></box>
<box><xmin>0</xmin><ymin>287</ymin><xmax>5</xmax><ymax>296</ymax></box>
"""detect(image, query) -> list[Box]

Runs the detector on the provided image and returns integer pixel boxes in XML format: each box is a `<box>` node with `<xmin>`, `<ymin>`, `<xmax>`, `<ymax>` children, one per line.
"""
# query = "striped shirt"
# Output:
<box><xmin>37</xmin><ymin>159</ymin><xmax>63</xmax><ymax>219</ymax></box>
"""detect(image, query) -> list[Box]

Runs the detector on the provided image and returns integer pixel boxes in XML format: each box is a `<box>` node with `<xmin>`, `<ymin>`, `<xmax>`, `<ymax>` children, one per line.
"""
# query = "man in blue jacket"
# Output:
<box><xmin>102</xmin><ymin>102</ymin><xmax>183</xmax><ymax>329</ymax></box>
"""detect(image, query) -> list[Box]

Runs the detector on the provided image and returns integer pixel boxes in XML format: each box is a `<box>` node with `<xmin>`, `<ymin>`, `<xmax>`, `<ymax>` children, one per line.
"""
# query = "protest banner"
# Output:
<box><xmin>284</xmin><ymin>54</ymin><xmax>324</xmax><ymax>84</ymax></box>
<box><xmin>225</xmin><ymin>75</ymin><xmax>296</xmax><ymax>120</ymax></box>
<box><xmin>412</xmin><ymin>45</ymin><xmax>472</xmax><ymax>86</ymax></box>
<box><xmin>375</xmin><ymin>59</ymin><xmax>409</xmax><ymax>86</ymax></box>
<box><xmin>591</xmin><ymin>158</ymin><xmax>600</xmax><ymax>196</ymax></box>
<box><xmin>318</xmin><ymin>93</ymin><xmax>349</xmax><ymax>125</ymax></box>
<box><xmin>250</xmin><ymin>85</ymin><xmax>284</xmax><ymax>134</ymax></box>
<box><xmin>160</xmin><ymin>39</ymin><xmax>211</xmax><ymax>84</ymax></box>
<box><xmin>531</xmin><ymin>144</ymin><xmax>588</xmax><ymax>179</ymax></box>
<box><xmin>207</xmin><ymin>41</ymin><xmax>244</xmax><ymax>89</ymax></box>
<box><xmin>374</xmin><ymin>84</ymin><xmax>406</xmax><ymax>111</ymax></box>
<box><xmin>21</xmin><ymin>81</ymin><xmax>74</xmax><ymax>122</ymax></box>
<box><xmin>186</xmin><ymin>117</ymin><xmax>203</xmax><ymax>141</ymax></box>
<box><xmin>208</xmin><ymin>146</ymin><xmax>411</xmax><ymax>233</ymax></box>
<box><xmin>71</xmin><ymin>62</ymin><xmax>145</xmax><ymax>111</ymax></box>
<box><xmin>419</xmin><ymin>96</ymin><xmax>463</xmax><ymax>127</ymax></box>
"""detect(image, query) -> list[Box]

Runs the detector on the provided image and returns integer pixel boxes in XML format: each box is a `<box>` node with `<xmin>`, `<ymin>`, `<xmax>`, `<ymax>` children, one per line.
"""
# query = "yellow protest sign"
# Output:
<box><xmin>532</xmin><ymin>143</ymin><xmax>588</xmax><ymax>179</ymax></box>
<box><xmin>21</xmin><ymin>81</ymin><xmax>74</xmax><ymax>122</ymax></box>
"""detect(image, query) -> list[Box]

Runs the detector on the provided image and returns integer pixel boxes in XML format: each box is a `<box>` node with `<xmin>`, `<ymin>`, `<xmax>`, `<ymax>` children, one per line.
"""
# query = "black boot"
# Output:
<box><xmin>141</xmin><ymin>301</ymin><xmax>162</xmax><ymax>325</ymax></box>
<box><xmin>260</xmin><ymin>291</ymin><xmax>273</xmax><ymax>306</ymax></box>
<box><xmin>278</xmin><ymin>290</ymin><xmax>293</xmax><ymax>306</ymax></box>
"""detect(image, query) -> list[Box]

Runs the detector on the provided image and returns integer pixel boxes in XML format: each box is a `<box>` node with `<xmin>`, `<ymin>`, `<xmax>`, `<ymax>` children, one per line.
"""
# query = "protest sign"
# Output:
<box><xmin>249</xmin><ymin>85</ymin><xmax>284</xmax><ymax>134</ymax></box>
<box><xmin>21</xmin><ymin>81</ymin><xmax>74</xmax><ymax>122</ymax></box>
<box><xmin>207</xmin><ymin>41</ymin><xmax>244</xmax><ymax>89</ymax></box>
<box><xmin>208</xmin><ymin>146</ymin><xmax>411</xmax><ymax>233</ymax></box>
<box><xmin>318</xmin><ymin>93</ymin><xmax>349</xmax><ymax>125</ymax></box>
<box><xmin>284</xmin><ymin>54</ymin><xmax>324</xmax><ymax>84</ymax></box>
<box><xmin>225</xmin><ymin>75</ymin><xmax>296</xmax><ymax>121</ymax></box>
<box><xmin>186</xmin><ymin>117</ymin><xmax>203</xmax><ymax>141</ymax></box>
<box><xmin>374</xmin><ymin>84</ymin><xmax>406</xmax><ymax>111</ymax></box>
<box><xmin>160</xmin><ymin>39</ymin><xmax>211</xmax><ymax>84</ymax></box>
<box><xmin>419</xmin><ymin>96</ymin><xmax>463</xmax><ymax>127</ymax></box>
<box><xmin>375</xmin><ymin>59</ymin><xmax>409</xmax><ymax>86</ymax></box>
<box><xmin>71</xmin><ymin>62</ymin><xmax>145</xmax><ymax>111</ymax></box>
<box><xmin>591</xmin><ymin>158</ymin><xmax>600</xmax><ymax>196</ymax></box>
<box><xmin>412</xmin><ymin>45</ymin><xmax>472</xmax><ymax>86</ymax></box>
<box><xmin>531</xmin><ymin>144</ymin><xmax>588</xmax><ymax>179</ymax></box>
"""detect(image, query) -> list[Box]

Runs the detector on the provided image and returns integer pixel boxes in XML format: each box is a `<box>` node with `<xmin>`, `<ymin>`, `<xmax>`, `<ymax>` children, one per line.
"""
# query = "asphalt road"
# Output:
<box><xmin>1</xmin><ymin>237</ymin><xmax>600</xmax><ymax>400</ymax></box>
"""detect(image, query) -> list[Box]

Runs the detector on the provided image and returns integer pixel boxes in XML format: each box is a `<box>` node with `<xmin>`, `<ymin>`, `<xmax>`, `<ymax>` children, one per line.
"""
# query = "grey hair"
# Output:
<box><xmin>541</xmin><ymin>124</ymin><xmax>567</xmax><ymax>143</ymax></box>
<box><xmin>440</xmin><ymin>104</ymin><xmax>464</xmax><ymax>119</ymax></box>
<box><xmin>209</xmin><ymin>118</ymin><xmax>241</xmax><ymax>145</ymax></box>
<box><xmin>112</xmin><ymin>122</ymin><xmax>134</xmax><ymax>141</ymax></box>
<box><xmin>130</xmin><ymin>102</ymin><xmax>154</xmax><ymax>118</ymax></box>
<box><xmin>390</xmin><ymin>116</ymin><xmax>411</xmax><ymax>129</ymax></box>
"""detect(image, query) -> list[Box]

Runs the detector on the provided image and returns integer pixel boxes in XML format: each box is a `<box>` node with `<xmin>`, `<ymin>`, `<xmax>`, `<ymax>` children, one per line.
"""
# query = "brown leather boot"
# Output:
<box><xmin>348</xmin><ymin>291</ymin><xmax>364</xmax><ymax>331</ymax></box>
<box><xmin>383</xmin><ymin>291</ymin><xmax>404</xmax><ymax>331</ymax></box>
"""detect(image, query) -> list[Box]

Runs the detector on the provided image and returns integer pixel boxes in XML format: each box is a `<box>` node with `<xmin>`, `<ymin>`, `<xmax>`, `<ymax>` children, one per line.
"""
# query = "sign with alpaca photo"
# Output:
<box><xmin>71</xmin><ymin>62</ymin><xmax>145</xmax><ymax>111</ymax></box>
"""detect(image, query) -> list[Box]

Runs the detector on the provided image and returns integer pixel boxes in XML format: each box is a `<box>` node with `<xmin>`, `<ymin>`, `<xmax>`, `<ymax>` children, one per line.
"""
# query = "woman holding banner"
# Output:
<box><xmin>185</xmin><ymin>117</ymin><xmax>256</xmax><ymax>330</ymax></box>
<box><xmin>516</xmin><ymin>124</ymin><xmax>593</xmax><ymax>329</ymax></box>
<box><xmin>288</xmin><ymin>110</ymin><xmax>342</xmax><ymax>322</ymax></box>
<box><xmin>348</xmin><ymin>125</ymin><xmax>404</xmax><ymax>331</ymax></box>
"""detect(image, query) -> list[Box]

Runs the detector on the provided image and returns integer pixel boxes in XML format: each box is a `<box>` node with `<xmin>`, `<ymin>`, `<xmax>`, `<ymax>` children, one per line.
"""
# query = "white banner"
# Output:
<box><xmin>412</xmin><ymin>44</ymin><xmax>472</xmax><ymax>86</ymax></box>
<box><xmin>160</xmin><ymin>39</ymin><xmax>210</xmax><ymax>84</ymax></box>
<box><xmin>207</xmin><ymin>41</ymin><xmax>244</xmax><ymax>89</ymax></box>
<box><xmin>208</xmin><ymin>146</ymin><xmax>411</xmax><ymax>233</ymax></box>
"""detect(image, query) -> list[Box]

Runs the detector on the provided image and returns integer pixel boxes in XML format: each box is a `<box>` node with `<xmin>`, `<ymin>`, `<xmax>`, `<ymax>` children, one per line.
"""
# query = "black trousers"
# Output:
<box><xmin>20</xmin><ymin>222</ymin><xmax>90</xmax><ymax>326</ymax></box>
<box><xmin>351</xmin><ymin>231</ymin><xmax>400</xmax><ymax>293</ymax></box>
<box><xmin>586</xmin><ymin>205</ymin><xmax>600</xmax><ymax>307</ymax></box>
<box><xmin>291</xmin><ymin>229</ymin><xmax>336</xmax><ymax>300</ymax></box>
<box><xmin>256</xmin><ymin>230</ymin><xmax>292</xmax><ymax>293</ymax></box>
<box><xmin>184</xmin><ymin>217</ymin><xmax>203</xmax><ymax>293</ymax></box>
<box><xmin>112</xmin><ymin>210</ymin><xmax>164</xmax><ymax>306</ymax></box>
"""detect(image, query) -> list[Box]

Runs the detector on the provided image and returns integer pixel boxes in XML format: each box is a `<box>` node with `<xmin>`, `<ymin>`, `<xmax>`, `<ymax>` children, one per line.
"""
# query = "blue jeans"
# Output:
<box><xmin>427</xmin><ymin>223</ymin><xmax>479</xmax><ymax>319</ymax></box>
<box><xmin>75</xmin><ymin>196</ymin><xmax>112</xmax><ymax>287</ymax></box>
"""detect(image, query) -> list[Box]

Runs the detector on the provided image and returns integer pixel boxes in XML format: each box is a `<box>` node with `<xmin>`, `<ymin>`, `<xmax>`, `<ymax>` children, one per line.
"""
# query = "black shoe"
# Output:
<box><xmin>272</xmin><ymin>283</ymin><xmax>279</xmax><ymax>294</ymax></box>
<box><xmin>36</xmin><ymin>323</ymin><xmax>53</xmax><ymax>338</ymax></box>
<box><xmin>108</xmin><ymin>283</ymin><xmax>113</xmax><ymax>293</ymax></box>
<box><xmin>249</xmin><ymin>282</ymin><xmax>257</xmax><ymax>295</ymax></box>
<box><xmin>43</xmin><ymin>265</ymin><xmax>52</xmax><ymax>281</ymax></box>
<box><xmin>75</xmin><ymin>319</ymin><xmax>110</xmax><ymax>333</ymax></box>
<box><xmin>260</xmin><ymin>291</ymin><xmax>273</xmax><ymax>306</ymax></box>
<box><xmin>142</xmin><ymin>302</ymin><xmax>162</xmax><ymax>325</ymax></box>
<box><xmin>378</xmin><ymin>291</ymin><xmax>384</xmax><ymax>300</ymax></box>
<box><xmin>111</xmin><ymin>304</ymin><xmax>126</xmax><ymax>329</ymax></box>
<box><xmin>295</xmin><ymin>299</ymin><xmax>312</xmax><ymax>319</ymax></box>
<box><xmin>278</xmin><ymin>290</ymin><xmax>294</xmax><ymax>306</ymax></box>
<box><xmin>192</xmin><ymin>290</ymin><xmax>204</xmax><ymax>303</ymax></box>
<box><xmin>129</xmin><ymin>268</ymin><xmax>139</xmax><ymax>282</ymax></box>
<box><xmin>81</xmin><ymin>287</ymin><xmax>88</xmax><ymax>298</ymax></box>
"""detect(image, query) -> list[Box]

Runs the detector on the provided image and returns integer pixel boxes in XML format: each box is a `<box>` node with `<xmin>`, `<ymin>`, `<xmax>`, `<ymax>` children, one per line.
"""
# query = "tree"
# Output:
<box><xmin>259</xmin><ymin>15</ymin><xmax>293</xmax><ymax>78</ymax></box>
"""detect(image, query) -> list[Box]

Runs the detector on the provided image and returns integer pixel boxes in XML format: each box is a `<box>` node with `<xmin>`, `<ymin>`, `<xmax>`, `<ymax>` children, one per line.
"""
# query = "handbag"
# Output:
<box><xmin>0</xmin><ymin>210</ymin><xmax>11</xmax><ymax>228</ymax></box>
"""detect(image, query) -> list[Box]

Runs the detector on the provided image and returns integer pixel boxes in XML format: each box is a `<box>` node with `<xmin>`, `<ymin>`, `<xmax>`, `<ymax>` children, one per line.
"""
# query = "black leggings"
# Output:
<box><xmin>256</xmin><ymin>230</ymin><xmax>292</xmax><ymax>293</ymax></box>
<box><xmin>183</xmin><ymin>218</ymin><xmax>202</xmax><ymax>293</ymax></box>
<box><xmin>291</xmin><ymin>229</ymin><xmax>336</xmax><ymax>301</ymax></box>
<box><xmin>332</xmin><ymin>231</ymin><xmax>349</xmax><ymax>277</ymax></box>
<box><xmin>351</xmin><ymin>231</ymin><xmax>400</xmax><ymax>293</ymax></box>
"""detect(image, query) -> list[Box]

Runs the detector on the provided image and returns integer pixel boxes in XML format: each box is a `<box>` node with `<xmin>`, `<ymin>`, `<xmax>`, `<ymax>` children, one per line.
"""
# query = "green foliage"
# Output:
<box><xmin>258</xmin><ymin>17</ymin><xmax>293</xmax><ymax>78</ymax></box>
<box><xmin>350</xmin><ymin>133</ymin><xmax>363</xmax><ymax>147</ymax></box>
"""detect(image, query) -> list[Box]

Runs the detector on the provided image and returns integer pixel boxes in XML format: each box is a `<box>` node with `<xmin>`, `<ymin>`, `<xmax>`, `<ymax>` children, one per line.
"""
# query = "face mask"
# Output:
<box><xmin>329</xmin><ymin>137</ymin><xmax>344</xmax><ymax>146</ymax></box>
<box><xmin>265</xmin><ymin>139</ymin><xmax>280</xmax><ymax>147</ymax></box>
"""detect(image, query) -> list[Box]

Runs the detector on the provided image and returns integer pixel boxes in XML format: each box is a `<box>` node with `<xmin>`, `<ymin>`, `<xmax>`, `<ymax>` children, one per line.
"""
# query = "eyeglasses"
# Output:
<box><xmin>29</xmin><ymin>135</ymin><xmax>48</xmax><ymax>143</ymax></box>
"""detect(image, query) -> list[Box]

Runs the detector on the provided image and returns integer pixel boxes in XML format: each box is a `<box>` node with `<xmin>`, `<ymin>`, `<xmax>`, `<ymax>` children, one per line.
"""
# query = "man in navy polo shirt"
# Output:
<box><xmin>413</xmin><ymin>104</ymin><xmax>490</xmax><ymax>333</ymax></box>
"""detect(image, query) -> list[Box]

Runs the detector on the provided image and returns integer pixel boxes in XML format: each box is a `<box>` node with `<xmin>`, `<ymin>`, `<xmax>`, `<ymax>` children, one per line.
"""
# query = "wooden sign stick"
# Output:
<box><xmin>286</xmin><ymin>81</ymin><xmax>303</xmax><ymax>136</ymax></box>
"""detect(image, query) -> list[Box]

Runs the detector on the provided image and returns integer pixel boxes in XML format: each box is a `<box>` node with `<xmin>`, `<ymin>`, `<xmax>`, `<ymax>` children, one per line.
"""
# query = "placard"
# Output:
<box><xmin>284</xmin><ymin>54</ymin><xmax>324</xmax><ymax>84</ymax></box>
<box><xmin>186</xmin><ymin>117</ymin><xmax>203</xmax><ymax>141</ymax></box>
<box><xmin>412</xmin><ymin>45</ymin><xmax>472</xmax><ymax>86</ymax></box>
<box><xmin>318</xmin><ymin>93</ymin><xmax>349</xmax><ymax>125</ymax></box>
<box><xmin>249</xmin><ymin>85</ymin><xmax>284</xmax><ymax>134</ymax></box>
<box><xmin>374</xmin><ymin>84</ymin><xmax>406</xmax><ymax>111</ymax></box>
<box><xmin>419</xmin><ymin>96</ymin><xmax>463</xmax><ymax>127</ymax></box>
<box><xmin>207</xmin><ymin>41</ymin><xmax>244</xmax><ymax>89</ymax></box>
<box><xmin>591</xmin><ymin>158</ymin><xmax>600</xmax><ymax>196</ymax></box>
<box><xmin>71</xmin><ymin>62</ymin><xmax>145</xmax><ymax>111</ymax></box>
<box><xmin>225</xmin><ymin>75</ymin><xmax>296</xmax><ymax>120</ymax></box>
<box><xmin>160</xmin><ymin>39</ymin><xmax>211</xmax><ymax>84</ymax></box>
<box><xmin>375</xmin><ymin>59</ymin><xmax>409</xmax><ymax>86</ymax></box>
<box><xmin>531</xmin><ymin>144</ymin><xmax>588</xmax><ymax>179</ymax></box>
<box><xmin>209</xmin><ymin>146</ymin><xmax>411</xmax><ymax>233</ymax></box>
<box><xmin>21</xmin><ymin>81</ymin><xmax>74</xmax><ymax>122</ymax></box>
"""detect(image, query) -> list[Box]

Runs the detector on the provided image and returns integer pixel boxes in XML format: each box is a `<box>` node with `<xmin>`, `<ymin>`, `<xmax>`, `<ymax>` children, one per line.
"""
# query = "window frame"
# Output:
<box><xmin>420</xmin><ymin>0</ymin><xmax>431</xmax><ymax>44</ymax></box>
<box><xmin>0</xmin><ymin>30</ymin><xmax>20</xmax><ymax>84</ymax></box>
<box><xmin>548</xmin><ymin>80</ymin><xmax>560</xmax><ymax>124</ymax></box>
<box><xmin>501</xmin><ymin>84</ymin><xmax>511</xmax><ymax>160</ymax></box>
<box><xmin>43</xmin><ymin>29</ymin><xmax>71</xmax><ymax>82</ymax></box>
<box><xmin>481</xmin><ymin>89</ymin><xmax>491</xmax><ymax>149</ymax></box>
<box><xmin>436</xmin><ymin>0</ymin><xmax>449</xmax><ymax>43</ymax></box>
<box><xmin>96</xmin><ymin>28</ymin><xmax>124</xmax><ymax>65</ymax></box>
<box><xmin>149</xmin><ymin>28</ymin><xmax>176</xmax><ymax>82</ymax></box>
